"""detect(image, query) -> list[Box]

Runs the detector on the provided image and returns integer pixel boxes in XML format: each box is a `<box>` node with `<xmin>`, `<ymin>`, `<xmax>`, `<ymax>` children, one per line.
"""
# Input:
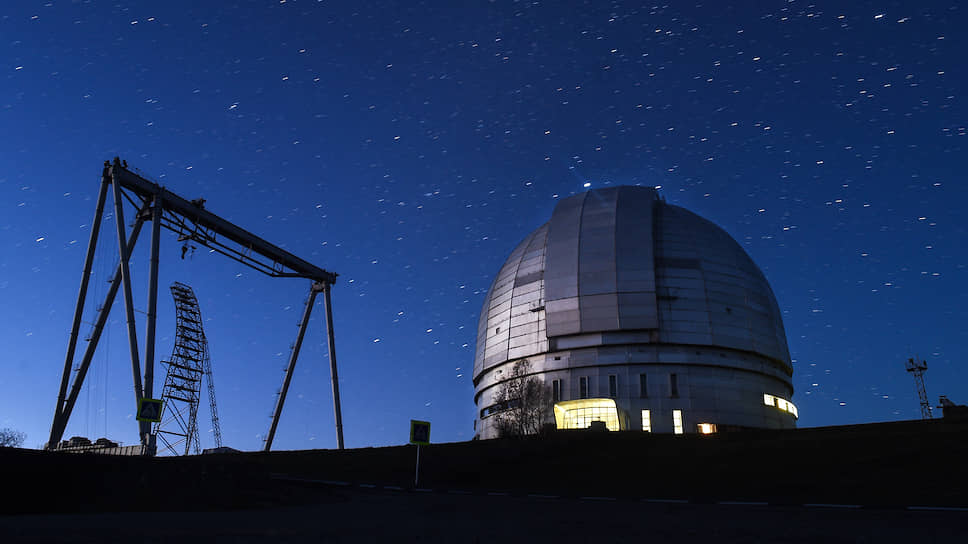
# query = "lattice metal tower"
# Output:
<box><xmin>202</xmin><ymin>334</ymin><xmax>223</xmax><ymax>449</ymax></box>
<box><xmin>153</xmin><ymin>282</ymin><xmax>223</xmax><ymax>454</ymax></box>
<box><xmin>905</xmin><ymin>357</ymin><xmax>933</xmax><ymax>420</ymax></box>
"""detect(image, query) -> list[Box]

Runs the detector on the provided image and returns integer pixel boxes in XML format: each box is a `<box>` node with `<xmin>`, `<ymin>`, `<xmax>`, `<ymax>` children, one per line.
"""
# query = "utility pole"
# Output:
<box><xmin>905</xmin><ymin>357</ymin><xmax>932</xmax><ymax>419</ymax></box>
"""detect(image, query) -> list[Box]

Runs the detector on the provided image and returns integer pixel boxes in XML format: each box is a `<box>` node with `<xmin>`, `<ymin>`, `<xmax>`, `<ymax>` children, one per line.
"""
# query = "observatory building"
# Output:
<box><xmin>473</xmin><ymin>186</ymin><xmax>797</xmax><ymax>438</ymax></box>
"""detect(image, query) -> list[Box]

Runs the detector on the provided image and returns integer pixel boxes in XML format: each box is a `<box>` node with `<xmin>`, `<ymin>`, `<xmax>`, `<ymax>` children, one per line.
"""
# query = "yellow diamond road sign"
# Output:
<box><xmin>137</xmin><ymin>398</ymin><xmax>163</xmax><ymax>422</ymax></box>
<box><xmin>410</xmin><ymin>420</ymin><xmax>430</xmax><ymax>445</ymax></box>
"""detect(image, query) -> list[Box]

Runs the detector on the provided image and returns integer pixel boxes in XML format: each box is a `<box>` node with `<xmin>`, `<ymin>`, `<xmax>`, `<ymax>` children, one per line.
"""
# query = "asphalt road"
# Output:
<box><xmin>2</xmin><ymin>482</ymin><xmax>966</xmax><ymax>543</ymax></box>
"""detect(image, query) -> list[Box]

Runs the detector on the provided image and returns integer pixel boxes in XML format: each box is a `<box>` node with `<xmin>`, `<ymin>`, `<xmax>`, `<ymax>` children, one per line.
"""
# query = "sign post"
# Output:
<box><xmin>409</xmin><ymin>419</ymin><xmax>431</xmax><ymax>487</ymax></box>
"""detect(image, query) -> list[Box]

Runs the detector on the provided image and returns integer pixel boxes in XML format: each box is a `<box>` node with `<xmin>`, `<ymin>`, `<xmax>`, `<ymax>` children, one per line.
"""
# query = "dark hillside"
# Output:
<box><xmin>3</xmin><ymin>419</ymin><xmax>966</xmax><ymax>514</ymax></box>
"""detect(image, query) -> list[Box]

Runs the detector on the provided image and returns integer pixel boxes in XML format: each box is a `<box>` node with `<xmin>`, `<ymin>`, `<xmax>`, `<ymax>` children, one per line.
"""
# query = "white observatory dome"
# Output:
<box><xmin>473</xmin><ymin>186</ymin><xmax>796</xmax><ymax>438</ymax></box>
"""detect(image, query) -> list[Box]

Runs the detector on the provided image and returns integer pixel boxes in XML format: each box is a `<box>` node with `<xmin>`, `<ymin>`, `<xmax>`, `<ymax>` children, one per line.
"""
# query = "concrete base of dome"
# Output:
<box><xmin>475</xmin><ymin>344</ymin><xmax>795</xmax><ymax>440</ymax></box>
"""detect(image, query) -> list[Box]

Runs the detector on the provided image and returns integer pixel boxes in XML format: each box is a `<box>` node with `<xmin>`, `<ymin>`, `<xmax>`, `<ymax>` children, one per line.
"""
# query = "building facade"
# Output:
<box><xmin>473</xmin><ymin>186</ymin><xmax>797</xmax><ymax>438</ymax></box>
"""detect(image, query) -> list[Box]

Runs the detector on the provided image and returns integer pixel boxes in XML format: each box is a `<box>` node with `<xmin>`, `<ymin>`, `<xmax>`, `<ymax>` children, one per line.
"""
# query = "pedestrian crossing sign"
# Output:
<box><xmin>410</xmin><ymin>420</ymin><xmax>431</xmax><ymax>445</ymax></box>
<box><xmin>137</xmin><ymin>398</ymin><xmax>163</xmax><ymax>422</ymax></box>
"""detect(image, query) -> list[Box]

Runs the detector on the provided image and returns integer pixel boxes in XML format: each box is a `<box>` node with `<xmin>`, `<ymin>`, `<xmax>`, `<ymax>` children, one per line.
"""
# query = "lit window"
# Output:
<box><xmin>608</xmin><ymin>375</ymin><xmax>617</xmax><ymax>398</ymax></box>
<box><xmin>698</xmin><ymin>423</ymin><xmax>717</xmax><ymax>434</ymax></box>
<box><xmin>579</xmin><ymin>376</ymin><xmax>588</xmax><ymax>399</ymax></box>
<box><xmin>641</xmin><ymin>409</ymin><xmax>652</xmax><ymax>432</ymax></box>
<box><xmin>554</xmin><ymin>399</ymin><xmax>622</xmax><ymax>431</ymax></box>
<box><xmin>673</xmin><ymin>410</ymin><xmax>683</xmax><ymax>435</ymax></box>
<box><xmin>762</xmin><ymin>393</ymin><xmax>799</xmax><ymax>419</ymax></box>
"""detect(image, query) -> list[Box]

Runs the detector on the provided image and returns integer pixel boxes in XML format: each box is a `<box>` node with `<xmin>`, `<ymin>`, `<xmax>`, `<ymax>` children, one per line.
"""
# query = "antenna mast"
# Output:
<box><xmin>905</xmin><ymin>357</ymin><xmax>933</xmax><ymax>420</ymax></box>
<box><xmin>202</xmin><ymin>340</ymin><xmax>223</xmax><ymax>449</ymax></box>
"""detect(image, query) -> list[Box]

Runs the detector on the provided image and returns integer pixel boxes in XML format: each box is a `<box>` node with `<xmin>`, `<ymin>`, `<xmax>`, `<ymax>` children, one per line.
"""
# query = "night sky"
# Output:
<box><xmin>1</xmin><ymin>1</ymin><xmax>965</xmax><ymax>452</ymax></box>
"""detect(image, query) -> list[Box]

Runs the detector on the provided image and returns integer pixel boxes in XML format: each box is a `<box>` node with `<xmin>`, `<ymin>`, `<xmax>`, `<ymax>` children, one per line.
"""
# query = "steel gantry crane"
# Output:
<box><xmin>48</xmin><ymin>158</ymin><xmax>344</xmax><ymax>454</ymax></box>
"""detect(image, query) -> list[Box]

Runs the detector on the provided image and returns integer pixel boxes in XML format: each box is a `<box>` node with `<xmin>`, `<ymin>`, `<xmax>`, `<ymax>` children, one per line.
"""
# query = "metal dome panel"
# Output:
<box><xmin>544</xmin><ymin>186</ymin><xmax>661</xmax><ymax>336</ymax></box>
<box><xmin>472</xmin><ymin>185</ymin><xmax>792</xmax><ymax>383</ymax></box>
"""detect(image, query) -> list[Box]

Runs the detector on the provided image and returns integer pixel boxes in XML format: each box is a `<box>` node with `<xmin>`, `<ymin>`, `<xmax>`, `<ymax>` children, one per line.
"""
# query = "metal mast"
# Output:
<box><xmin>202</xmin><ymin>340</ymin><xmax>223</xmax><ymax>449</ymax></box>
<box><xmin>905</xmin><ymin>357</ymin><xmax>933</xmax><ymax>419</ymax></box>
<box><xmin>154</xmin><ymin>283</ymin><xmax>210</xmax><ymax>455</ymax></box>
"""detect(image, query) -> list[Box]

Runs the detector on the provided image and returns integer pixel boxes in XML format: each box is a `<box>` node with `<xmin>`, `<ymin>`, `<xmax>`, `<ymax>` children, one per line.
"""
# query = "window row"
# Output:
<box><xmin>763</xmin><ymin>393</ymin><xmax>798</xmax><ymax>418</ymax></box>
<box><xmin>641</xmin><ymin>409</ymin><xmax>717</xmax><ymax>435</ymax></box>
<box><xmin>551</xmin><ymin>372</ymin><xmax>680</xmax><ymax>402</ymax></box>
<box><xmin>479</xmin><ymin>398</ymin><xmax>520</xmax><ymax>419</ymax></box>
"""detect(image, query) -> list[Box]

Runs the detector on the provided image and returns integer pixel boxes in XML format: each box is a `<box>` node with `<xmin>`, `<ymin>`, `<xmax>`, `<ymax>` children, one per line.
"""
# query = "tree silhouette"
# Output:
<box><xmin>494</xmin><ymin>359</ymin><xmax>550</xmax><ymax>437</ymax></box>
<box><xmin>0</xmin><ymin>428</ymin><xmax>25</xmax><ymax>448</ymax></box>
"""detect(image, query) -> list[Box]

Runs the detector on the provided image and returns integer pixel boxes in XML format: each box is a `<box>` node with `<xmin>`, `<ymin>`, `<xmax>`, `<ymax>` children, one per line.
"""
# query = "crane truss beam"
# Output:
<box><xmin>112</xmin><ymin>163</ymin><xmax>336</xmax><ymax>283</ymax></box>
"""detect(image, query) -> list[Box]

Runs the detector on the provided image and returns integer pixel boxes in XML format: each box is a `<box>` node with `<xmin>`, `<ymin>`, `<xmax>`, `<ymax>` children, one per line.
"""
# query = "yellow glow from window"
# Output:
<box><xmin>763</xmin><ymin>393</ymin><xmax>799</xmax><ymax>419</ymax></box>
<box><xmin>641</xmin><ymin>409</ymin><xmax>651</xmax><ymax>432</ymax></box>
<box><xmin>698</xmin><ymin>423</ymin><xmax>717</xmax><ymax>434</ymax></box>
<box><xmin>673</xmin><ymin>410</ymin><xmax>683</xmax><ymax>434</ymax></box>
<box><xmin>554</xmin><ymin>399</ymin><xmax>621</xmax><ymax>431</ymax></box>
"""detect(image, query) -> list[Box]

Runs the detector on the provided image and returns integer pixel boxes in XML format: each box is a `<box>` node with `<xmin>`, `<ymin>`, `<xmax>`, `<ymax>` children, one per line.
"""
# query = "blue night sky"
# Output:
<box><xmin>1</xmin><ymin>1</ymin><xmax>965</xmax><ymax>451</ymax></box>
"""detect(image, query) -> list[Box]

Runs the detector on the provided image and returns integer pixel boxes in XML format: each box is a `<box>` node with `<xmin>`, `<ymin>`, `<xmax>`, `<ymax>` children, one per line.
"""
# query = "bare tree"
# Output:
<box><xmin>494</xmin><ymin>359</ymin><xmax>550</xmax><ymax>437</ymax></box>
<box><xmin>0</xmin><ymin>427</ymin><xmax>25</xmax><ymax>448</ymax></box>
